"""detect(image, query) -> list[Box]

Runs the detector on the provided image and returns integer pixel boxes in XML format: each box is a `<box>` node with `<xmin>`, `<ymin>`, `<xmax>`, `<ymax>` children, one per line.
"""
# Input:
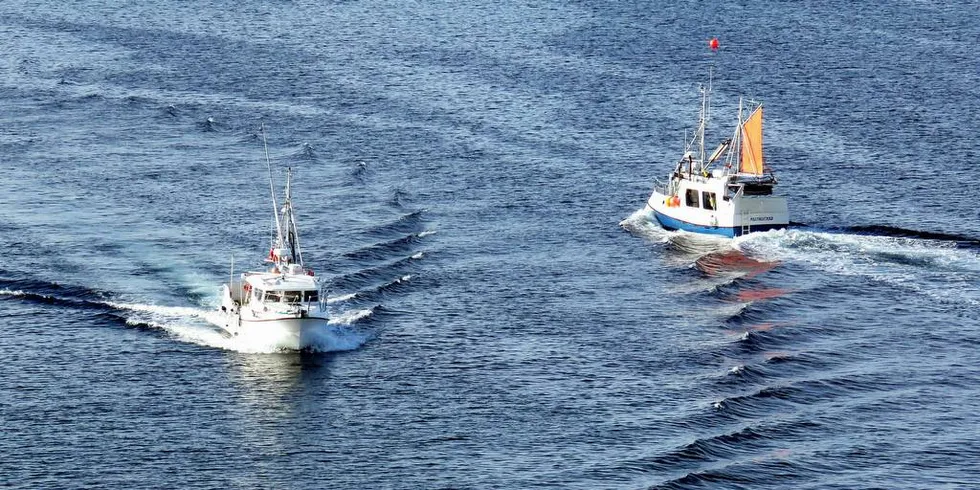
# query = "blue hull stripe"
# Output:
<box><xmin>652</xmin><ymin>210</ymin><xmax>785</xmax><ymax>237</ymax></box>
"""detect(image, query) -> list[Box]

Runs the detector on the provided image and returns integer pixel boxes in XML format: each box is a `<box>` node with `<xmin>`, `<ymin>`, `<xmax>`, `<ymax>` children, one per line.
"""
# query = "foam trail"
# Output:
<box><xmin>330</xmin><ymin>308</ymin><xmax>375</xmax><ymax>325</ymax></box>
<box><xmin>738</xmin><ymin>229</ymin><xmax>980</xmax><ymax>306</ymax></box>
<box><xmin>105</xmin><ymin>301</ymin><xmax>211</xmax><ymax>319</ymax></box>
<box><xmin>841</xmin><ymin>224</ymin><xmax>980</xmax><ymax>248</ymax></box>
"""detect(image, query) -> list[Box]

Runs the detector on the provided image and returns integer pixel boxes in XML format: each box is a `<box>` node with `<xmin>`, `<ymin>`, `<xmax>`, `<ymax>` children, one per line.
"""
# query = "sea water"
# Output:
<box><xmin>1</xmin><ymin>1</ymin><xmax>978</xmax><ymax>488</ymax></box>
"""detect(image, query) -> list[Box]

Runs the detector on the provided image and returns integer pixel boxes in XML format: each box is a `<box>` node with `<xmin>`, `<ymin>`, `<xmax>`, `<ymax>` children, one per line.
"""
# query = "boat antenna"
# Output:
<box><xmin>700</xmin><ymin>37</ymin><xmax>720</xmax><ymax>173</ymax></box>
<box><xmin>230</xmin><ymin>254</ymin><xmax>238</xmax><ymax>298</ymax></box>
<box><xmin>261</xmin><ymin>124</ymin><xmax>285</xmax><ymax>247</ymax></box>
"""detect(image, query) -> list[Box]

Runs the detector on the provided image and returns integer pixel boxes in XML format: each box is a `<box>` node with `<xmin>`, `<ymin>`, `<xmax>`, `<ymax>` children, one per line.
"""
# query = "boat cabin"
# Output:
<box><xmin>226</xmin><ymin>272</ymin><xmax>320</xmax><ymax>308</ymax></box>
<box><xmin>249</xmin><ymin>288</ymin><xmax>319</xmax><ymax>305</ymax></box>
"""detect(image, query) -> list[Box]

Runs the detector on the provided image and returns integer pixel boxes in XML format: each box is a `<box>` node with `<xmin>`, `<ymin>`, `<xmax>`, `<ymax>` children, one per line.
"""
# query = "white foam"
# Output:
<box><xmin>329</xmin><ymin>308</ymin><xmax>375</xmax><ymax>325</ymax></box>
<box><xmin>326</xmin><ymin>292</ymin><xmax>357</xmax><ymax>304</ymax></box>
<box><xmin>417</xmin><ymin>230</ymin><xmax>437</xmax><ymax>238</ymax></box>
<box><xmin>299</xmin><ymin>325</ymin><xmax>372</xmax><ymax>352</ymax></box>
<box><xmin>619</xmin><ymin>208</ymin><xmax>671</xmax><ymax>244</ymax></box>
<box><xmin>737</xmin><ymin>229</ymin><xmax>980</xmax><ymax>306</ymax></box>
<box><xmin>105</xmin><ymin>301</ymin><xmax>211</xmax><ymax>319</ymax></box>
<box><xmin>0</xmin><ymin>289</ymin><xmax>27</xmax><ymax>297</ymax></box>
<box><xmin>667</xmin><ymin>231</ymin><xmax>731</xmax><ymax>255</ymax></box>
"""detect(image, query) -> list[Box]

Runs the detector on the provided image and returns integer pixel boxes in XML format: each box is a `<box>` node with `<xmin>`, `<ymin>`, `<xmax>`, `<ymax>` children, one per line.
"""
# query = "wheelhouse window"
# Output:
<box><xmin>281</xmin><ymin>291</ymin><xmax>304</xmax><ymax>304</ymax></box>
<box><xmin>685</xmin><ymin>189</ymin><xmax>699</xmax><ymax>207</ymax></box>
<box><xmin>702</xmin><ymin>191</ymin><xmax>717</xmax><ymax>210</ymax></box>
<box><xmin>258</xmin><ymin>290</ymin><xmax>316</xmax><ymax>304</ymax></box>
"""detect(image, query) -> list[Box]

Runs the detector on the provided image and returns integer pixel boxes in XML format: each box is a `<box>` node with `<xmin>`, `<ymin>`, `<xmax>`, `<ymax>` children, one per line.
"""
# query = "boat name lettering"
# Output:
<box><xmin>749</xmin><ymin>216</ymin><xmax>774</xmax><ymax>222</ymax></box>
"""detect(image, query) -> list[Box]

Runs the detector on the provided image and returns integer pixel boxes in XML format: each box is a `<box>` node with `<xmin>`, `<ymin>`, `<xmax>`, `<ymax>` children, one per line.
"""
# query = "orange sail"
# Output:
<box><xmin>739</xmin><ymin>106</ymin><xmax>764</xmax><ymax>175</ymax></box>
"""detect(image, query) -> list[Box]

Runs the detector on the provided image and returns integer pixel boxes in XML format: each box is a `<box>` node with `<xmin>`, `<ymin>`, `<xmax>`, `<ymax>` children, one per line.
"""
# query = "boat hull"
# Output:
<box><xmin>651</xmin><ymin>208</ymin><xmax>784</xmax><ymax>237</ymax></box>
<box><xmin>647</xmin><ymin>184</ymin><xmax>788</xmax><ymax>237</ymax></box>
<box><xmin>218</xmin><ymin>311</ymin><xmax>331</xmax><ymax>350</ymax></box>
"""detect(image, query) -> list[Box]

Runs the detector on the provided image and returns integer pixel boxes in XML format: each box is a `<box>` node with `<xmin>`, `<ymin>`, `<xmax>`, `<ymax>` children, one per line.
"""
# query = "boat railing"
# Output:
<box><xmin>652</xmin><ymin>178</ymin><xmax>671</xmax><ymax>196</ymax></box>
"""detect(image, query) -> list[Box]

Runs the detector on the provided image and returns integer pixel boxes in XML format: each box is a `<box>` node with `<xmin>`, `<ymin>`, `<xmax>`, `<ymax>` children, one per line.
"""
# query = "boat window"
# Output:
<box><xmin>264</xmin><ymin>291</ymin><xmax>283</xmax><ymax>302</ymax></box>
<box><xmin>685</xmin><ymin>189</ymin><xmax>699</xmax><ymax>207</ymax></box>
<box><xmin>254</xmin><ymin>289</ymin><xmax>264</xmax><ymax>300</ymax></box>
<box><xmin>702</xmin><ymin>191</ymin><xmax>717</xmax><ymax>210</ymax></box>
<box><xmin>303</xmin><ymin>291</ymin><xmax>319</xmax><ymax>302</ymax></box>
<box><xmin>282</xmin><ymin>291</ymin><xmax>303</xmax><ymax>304</ymax></box>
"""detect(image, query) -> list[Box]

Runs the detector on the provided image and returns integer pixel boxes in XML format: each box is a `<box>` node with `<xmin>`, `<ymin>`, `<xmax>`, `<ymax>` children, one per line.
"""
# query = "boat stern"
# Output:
<box><xmin>733</xmin><ymin>196</ymin><xmax>789</xmax><ymax>235</ymax></box>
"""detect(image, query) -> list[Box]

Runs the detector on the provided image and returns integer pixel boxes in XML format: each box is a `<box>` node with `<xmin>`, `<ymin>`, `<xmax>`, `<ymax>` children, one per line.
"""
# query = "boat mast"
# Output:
<box><xmin>262</xmin><ymin>124</ymin><xmax>285</xmax><ymax>248</ymax></box>
<box><xmin>734</xmin><ymin>97</ymin><xmax>744</xmax><ymax>174</ymax></box>
<box><xmin>697</xmin><ymin>65</ymin><xmax>713</xmax><ymax>174</ymax></box>
<box><xmin>281</xmin><ymin>168</ymin><xmax>304</xmax><ymax>267</ymax></box>
<box><xmin>698</xmin><ymin>84</ymin><xmax>706</xmax><ymax>173</ymax></box>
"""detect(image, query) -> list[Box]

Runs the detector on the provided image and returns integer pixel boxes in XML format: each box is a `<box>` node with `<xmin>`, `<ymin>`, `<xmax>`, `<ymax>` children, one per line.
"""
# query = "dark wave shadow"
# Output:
<box><xmin>362</xmin><ymin>209</ymin><xmax>427</xmax><ymax>238</ymax></box>
<box><xmin>829</xmin><ymin>224</ymin><xmax>979</xmax><ymax>249</ymax></box>
<box><xmin>342</xmin><ymin>231</ymin><xmax>432</xmax><ymax>261</ymax></box>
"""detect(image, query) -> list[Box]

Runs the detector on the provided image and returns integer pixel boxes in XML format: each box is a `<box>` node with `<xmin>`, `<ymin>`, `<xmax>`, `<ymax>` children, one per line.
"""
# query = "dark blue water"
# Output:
<box><xmin>2</xmin><ymin>1</ymin><xmax>978</xmax><ymax>488</ymax></box>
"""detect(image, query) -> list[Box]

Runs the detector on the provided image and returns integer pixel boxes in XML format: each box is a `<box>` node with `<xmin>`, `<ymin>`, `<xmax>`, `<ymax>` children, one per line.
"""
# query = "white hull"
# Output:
<box><xmin>217</xmin><ymin>310</ymin><xmax>330</xmax><ymax>350</ymax></box>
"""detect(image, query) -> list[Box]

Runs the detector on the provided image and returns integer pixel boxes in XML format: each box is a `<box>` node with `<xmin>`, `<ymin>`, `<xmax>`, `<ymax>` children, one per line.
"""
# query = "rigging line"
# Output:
<box><xmin>262</xmin><ymin>123</ymin><xmax>284</xmax><ymax>246</ymax></box>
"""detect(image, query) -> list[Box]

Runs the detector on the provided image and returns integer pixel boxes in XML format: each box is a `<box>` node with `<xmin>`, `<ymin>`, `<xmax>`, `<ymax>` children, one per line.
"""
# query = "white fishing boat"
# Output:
<box><xmin>646</xmin><ymin>73</ymin><xmax>788</xmax><ymax>237</ymax></box>
<box><xmin>216</xmin><ymin>128</ymin><xmax>328</xmax><ymax>350</ymax></box>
